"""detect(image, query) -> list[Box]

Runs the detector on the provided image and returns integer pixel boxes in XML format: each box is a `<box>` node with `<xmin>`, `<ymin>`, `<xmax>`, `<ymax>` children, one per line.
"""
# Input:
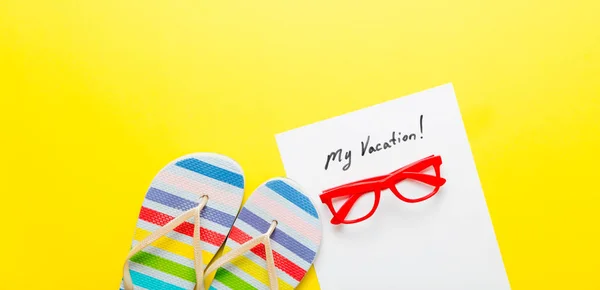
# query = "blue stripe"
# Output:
<box><xmin>175</xmin><ymin>158</ymin><xmax>244</xmax><ymax>189</ymax></box>
<box><xmin>238</xmin><ymin>208</ymin><xmax>316</xmax><ymax>263</ymax></box>
<box><xmin>147</xmin><ymin>187</ymin><xmax>197</xmax><ymax>211</ymax></box>
<box><xmin>202</xmin><ymin>206</ymin><xmax>236</xmax><ymax>228</ymax></box>
<box><xmin>266</xmin><ymin>180</ymin><xmax>318</xmax><ymax>218</ymax></box>
<box><xmin>129</xmin><ymin>270</ymin><xmax>186</xmax><ymax>290</ymax></box>
<box><xmin>146</xmin><ymin>187</ymin><xmax>236</xmax><ymax>227</ymax></box>
<box><xmin>209</xmin><ymin>287</ymin><xmax>218</xmax><ymax>290</ymax></box>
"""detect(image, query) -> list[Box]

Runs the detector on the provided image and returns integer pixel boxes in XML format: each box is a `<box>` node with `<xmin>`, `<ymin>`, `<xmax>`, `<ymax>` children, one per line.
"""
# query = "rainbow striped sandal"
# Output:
<box><xmin>121</xmin><ymin>153</ymin><xmax>245</xmax><ymax>290</ymax></box>
<box><xmin>205</xmin><ymin>178</ymin><xmax>322</xmax><ymax>290</ymax></box>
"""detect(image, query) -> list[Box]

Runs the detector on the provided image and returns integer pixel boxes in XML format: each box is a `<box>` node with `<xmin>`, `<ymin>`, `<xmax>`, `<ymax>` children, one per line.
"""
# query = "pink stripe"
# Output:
<box><xmin>253</xmin><ymin>192</ymin><xmax>321</xmax><ymax>244</ymax></box>
<box><xmin>156</xmin><ymin>170</ymin><xmax>242</xmax><ymax>209</ymax></box>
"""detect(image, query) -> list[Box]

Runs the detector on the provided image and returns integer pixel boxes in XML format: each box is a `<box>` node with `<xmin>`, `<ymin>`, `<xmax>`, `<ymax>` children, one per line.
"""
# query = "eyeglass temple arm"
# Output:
<box><xmin>397</xmin><ymin>172</ymin><xmax>446</xmax><ymax>186</ymax></box>
<box><xmin>320</xmin><ymin>180</ymin><xmax>381</xmax><ymax>202</ymax></box>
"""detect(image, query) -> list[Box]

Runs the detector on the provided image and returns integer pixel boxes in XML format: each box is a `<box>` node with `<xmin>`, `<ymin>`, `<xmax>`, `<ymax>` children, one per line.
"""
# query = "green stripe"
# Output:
<box><xmin>130</xmin><ymin>251</ymin><xmax>196</xmax><ymax>282</ymax></box>
<box><xmin>214</xmin><ymin>268</ymin><xmax>257</xmax><ymax>290</ymax></box>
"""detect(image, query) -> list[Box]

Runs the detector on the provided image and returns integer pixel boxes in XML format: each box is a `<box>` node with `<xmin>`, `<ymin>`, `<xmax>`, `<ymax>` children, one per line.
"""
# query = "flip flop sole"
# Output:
<box><xmin>122</xmin><ymin>153</ymin><xmax>245</xmax><ymax>290</ymax></box>
<box><xmin>210</xmin><ymin>178</ymin><xmax>322</xmax><ymax>290</ymax></box>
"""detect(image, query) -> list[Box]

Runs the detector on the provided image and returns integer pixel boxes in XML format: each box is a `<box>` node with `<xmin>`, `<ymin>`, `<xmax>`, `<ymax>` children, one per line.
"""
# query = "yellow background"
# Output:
<box><xmin>1</xmin><ymin>1</ymin><xmax>599</xmax><ymax>289</ymax></box>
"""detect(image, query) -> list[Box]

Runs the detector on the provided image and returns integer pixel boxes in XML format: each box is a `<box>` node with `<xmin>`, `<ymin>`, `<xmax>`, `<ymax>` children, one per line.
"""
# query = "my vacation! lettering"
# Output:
<box><xmin>324</xmin><ymin>115</ymin><xmax>425</xmax><ymax>171</ymax></box>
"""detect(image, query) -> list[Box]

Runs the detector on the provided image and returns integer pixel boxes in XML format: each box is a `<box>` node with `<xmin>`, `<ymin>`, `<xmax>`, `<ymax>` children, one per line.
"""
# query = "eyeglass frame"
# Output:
<box><xmin>319</xmin><ymin>155</ymin><xmax>446</xmax><ymax>225</ymax></box>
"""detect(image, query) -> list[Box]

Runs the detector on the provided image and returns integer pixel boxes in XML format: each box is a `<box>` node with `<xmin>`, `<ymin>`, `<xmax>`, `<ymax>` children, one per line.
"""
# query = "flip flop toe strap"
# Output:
<box><xmin>123</xmin><ymin>196</ymin><xmax>209</xmax><ymax>290</ymax></box>
<box><xmin>206</xmin><ymin>221</ymin><xmax>280</xmax><ymax>290</ymax></box>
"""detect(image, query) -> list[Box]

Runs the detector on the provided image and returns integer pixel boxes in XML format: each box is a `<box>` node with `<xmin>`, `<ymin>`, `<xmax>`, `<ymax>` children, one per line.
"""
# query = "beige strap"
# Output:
<box><xmin>205</xmin><ymin>220</ymin><xmax>279</xmax><ymax>290</ymax></box>
<box><xmin>192</xmin><ymin>204</ymin><xmax>205</xmax><ymax>290</ymax></box>
<box><xmin>123</xmin><ymin>196</ymin><xmax>209</xmax><ymax>290</ymax></box>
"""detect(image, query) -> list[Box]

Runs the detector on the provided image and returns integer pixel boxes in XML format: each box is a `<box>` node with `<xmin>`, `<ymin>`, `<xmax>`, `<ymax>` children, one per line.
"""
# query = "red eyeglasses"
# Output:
<box><xmin>319</xmin><ymin>155</ymin><xmax>446</xmax><ymax>225</ymax></box>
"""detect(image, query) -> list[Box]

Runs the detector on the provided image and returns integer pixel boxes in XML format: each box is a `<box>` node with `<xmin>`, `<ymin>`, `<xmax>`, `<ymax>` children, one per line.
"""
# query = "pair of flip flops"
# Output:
<box><xmin>120</xmin><ymin>153</ymin><xmax>322</xmax><ymax>290</ymax></box>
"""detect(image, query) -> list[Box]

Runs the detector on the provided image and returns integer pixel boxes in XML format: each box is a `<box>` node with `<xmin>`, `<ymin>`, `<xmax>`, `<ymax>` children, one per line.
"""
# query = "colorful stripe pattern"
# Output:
<box><xmin>210</xmin><ymin>178</ymin><xmax>322</xmax><ymax>290</ymax></box>
<box><xmin>121</xmin><ymin>153</ymin><xmax>245</xmax><ymax>290</ymax></box>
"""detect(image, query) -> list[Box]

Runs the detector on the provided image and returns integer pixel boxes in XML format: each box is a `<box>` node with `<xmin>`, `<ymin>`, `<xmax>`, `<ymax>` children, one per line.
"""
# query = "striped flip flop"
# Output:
<box><xmin>205</xmin><ymin>178</ymin><xmax>322</xmax><ymax>290</ymax></box>
<box><xmin>121</xmin><ymin>153</ymin><xmax>245</xmax><ymax>290</ymax></box>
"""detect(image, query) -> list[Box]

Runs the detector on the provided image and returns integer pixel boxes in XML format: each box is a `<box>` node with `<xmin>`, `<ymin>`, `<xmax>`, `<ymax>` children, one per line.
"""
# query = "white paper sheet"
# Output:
<box><xmin>275</xmin><ymin>84</ymin><xmax>510</xmax><ymax>290</ymax></box>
